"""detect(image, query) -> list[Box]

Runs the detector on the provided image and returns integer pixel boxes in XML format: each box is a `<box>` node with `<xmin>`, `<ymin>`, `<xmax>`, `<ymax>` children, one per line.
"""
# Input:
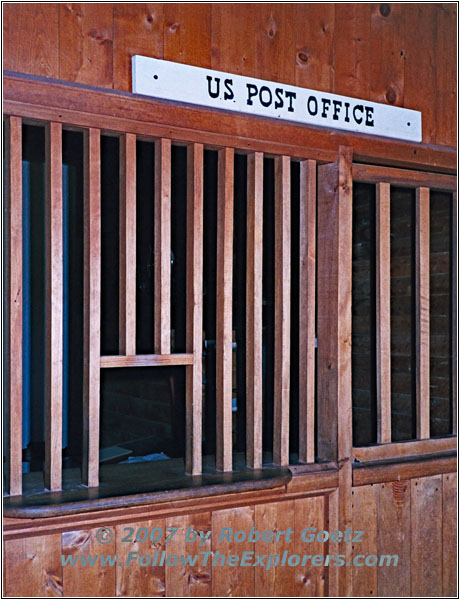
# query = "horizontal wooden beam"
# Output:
<box><xmin>352</xmin><ymin>163</ymin><xmax>457</xmax><ymax>190</ymax></box>
<box><xmin>353</xmin><ymin>437</ymin><xmax>457</xmax><ymax>462</ymax></box>
<box><xmin>100</xmin><ymin>354</ymin><xmax>194</xmax><ymax>368</ymax></box>
<box><xmin>3</xmin><ymin>72</ymin><xmax>456</xmax><ymax>173</ymax></box>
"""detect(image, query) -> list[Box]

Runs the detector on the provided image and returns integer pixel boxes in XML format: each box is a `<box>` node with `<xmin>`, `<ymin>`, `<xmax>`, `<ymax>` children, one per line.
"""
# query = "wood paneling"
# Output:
<box><xmin>442</xmin><ymin>473</ymin><xmax>457</xmax><ymax>596</ymax></box>
<box><xmin>435</xmin><ymin>4</ymin><xmax>457</xmax><ymax>147</ymax></box>
<box><xmin>351</xmin><ymin>485</ymin><xmax>378</xmax><ymax>596</ymax></box>
<box><xmin>164</xmin><ymin>4</ymin><xmax>211</xmax><ymax>68</ymax></box>
<box><xmin>294</xmin><ymin>495</ymin><xmax>326</xmax><ymax>597</ymax></box>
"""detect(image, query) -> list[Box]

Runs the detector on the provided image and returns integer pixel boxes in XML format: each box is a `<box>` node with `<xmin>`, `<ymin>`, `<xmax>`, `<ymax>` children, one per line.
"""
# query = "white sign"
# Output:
<box><xmin>132</xmin><ymin>56</ymin><xmax>422</xmax><ymax>143</ymax></box>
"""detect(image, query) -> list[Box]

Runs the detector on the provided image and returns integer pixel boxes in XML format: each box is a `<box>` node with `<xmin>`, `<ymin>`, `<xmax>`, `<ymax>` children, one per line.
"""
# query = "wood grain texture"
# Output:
<box><xmin>211</xmin><ymin>4</ymin><xmax>256</xmax><ymax>76</ymax></box>
<box><xmin>115</xmin><ymin>519</ymin><xmax>166</xmax><ymax>596</ymax></box>
<box><xmin>59</xmin><ymin>3</ymin><xmax>113</xmax><ymax>87</ymax></box>
<box><xmin>100</xmin><ymin>354</ymin><xmax>193</xmax><ymax>368</ymax></box>
<box><xmin>216</xmin><ymin>147</ymin><xmax>234</xmax><ymax>472</ymax></box>
<box><xmin>415</xmin><ymin>187</ymin><xmax>430</xmax><ymax>439</ymax></box>
<box><xmin>154</xmin><ymin>138</ymin><xmax>172</xmax><ymax>354</ymax></box>
<box><xmin>352</xmin><ymin>163</ymin><xmax>457</xmax><ymax>191</ymax></box>
<box><xmin>82</xmin><ymin>128</ymin><xmax>101</xmax><ymax>488</ymax></box>
<box><xmin>119</xmin><ymin>133</ymin><xmax>137</xmax><ymax>356</ymax></box>
<box><xmin>376</xmin><ymin>182</ymin><xmax>391</xmax><ymax>443</ymax></box>
<box><xmin>296</xmin><ymin>4</ymin><xmax>335</xmax><ymax>91</ymax></box>
<box><xmin>211</xmin><ymin>506</ymin><xmax>255</xmax><ymax>596</ymax></box>
<box><xmin>435</xmin><ymin>4</ymin><xmax>457</xmax><ymax>147</ymax></box>
<box><xmin>351</xmin><ymin>485</ymin><xmax>378</xmax><ymax>596</ymax></box>
<box><xmin>246</xmin><ymin>152</ymin><xmax>263</xmax><ymax>469</ymax></box>
<box><xmin>165</xmin><ymin>512</ymin><xmax>212</xmax><ymax>597</ymax></box>
<box><xmin>273</xmin><ymin>155</ymin><xmax>291</xmax><ymax>466</ymax></box>
<box><xmin>377</xmin><ymin>480</ymin><xmax>411</xmax><ymax>596</ymax></box>
<box><xmin>369</xmin><ymin>3</ymin><xmax>405</xmax><ymax>107</ymax></box>
<box><xmin>113</xmin><ymin>3</ymin><xmax>164</xmax><ymax>91</ymax></box>
<box><xmin>3</xmin><ymin>3</ymin><xmax>59</xmax><ymax>77</ymax></box>
<box><xmin>353</xmin><ymin>436</ymin><xmax>457</xmax><ymax>462</ymax></box>
<box><xmin>45</xmin><ymin>122</ymin><xmax>63</xmax><ymax>492</ymax></box>
<box><xmin>4</xmin><ymin>534</ymin><xmax>63</xmax><ymax>597</ymax></box>
<box><xmin>333</xmin><ymin>4</ymin><xmax>371</xmax><ymax>98</ymax></box>
<box><xmin>410</xmin><ymin>475</ymin><xmax>443</xmax><ymax>596</ymax></box>
<box><xmin>5</xmin><ymin>116</ymin><xmax>23</xmax><ymax>496</ymax></box>
<box><xmin>185</xmin><ymin>143</ymin><xmax>204</xmax><ymax>475</ymax></box>
<box><xmin>294</xmin><ymin>495</ymin><xmax>326</xmax><ymax>597</ymax></box>
<box><xmin>62</xmin><ymin>529</ymin><xmax>116</xmax><ymax>596</ymax></box>
<box><xmin>298</xmin><ymin>159</ymin><xmax>316</xmax><ymax>463</ymax></box>
<box><xmin>164</xmin><ymin>3</ymin><xmax>211</xmax><ymax>68</ymax></box>
<box><xmin>442</xmin><ymin>473</ymin><xmax>457</xmax><ymax>596</ymax></box>
<box><xmin>353</xmin><ymin>454</ymin><xmax>456</xmax><ymax>486</ymax></box>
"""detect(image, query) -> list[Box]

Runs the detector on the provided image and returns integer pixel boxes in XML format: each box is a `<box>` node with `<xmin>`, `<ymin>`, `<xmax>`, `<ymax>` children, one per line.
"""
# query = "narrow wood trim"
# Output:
<box><xmin>100</xmin><ymin>354</ymin><xmax>194</xmax><ymax>368</ymax></box>
<box><xmin>119</xmin><ymin>133</ymin><xmax>137</xmax><ymax>355</ymax></box>
<box><xmin>185</xmin><ymin>143</ymin><xmax>204</xmax><ymax>475</ymax></box>
<box><xmin>5</xmin><ymin>116</ymin><xmax>23</xmax><ymax>496</ymax></box>
<box><xmin>352</xmin><ymin>163</ymin><xmax>457</xmax><ymax>191</ymax></box>
<box><xmin>154</xmin><ymin>138</ymin><xmax>171</xmax><ymax>354</ymax></box>
<box><xmin>452</xmin><ymin>192</ymin><xmax>457</xmax><ymax>435</ymax></box>
<box><xmin>415</xmin><ymin>186</ymin><xmax>430</xmax><ymax>439</ymax></box>
<box><xmin>216</xmin><ymin>147</ymin><xmax>234</xmax><ymax>472</ymax></box>
<box><xmin>353</xmin><ymin>436</ymin><xmax>457</xmax><ymax>462</ymax></box>
<box><xmin>82</xmin><ymin>128</ymin><xmax>101</xmax><ymax>488</ymax></box>
<box><xmin>298</xmin><ymin>159</ymin><xmax>316</xmax><ymax>463</ymax></box>
<box><xmin>273</xmin><ymin>155</ymin><xmax>291</xmax><ymax>466</ymax></box>
<box><xmin>246</xmin><ymin>152</ymin><xmax>264</xmax><ymax>469</ymax></box>
<box><xmin>353</xmin><ymin>453</ymin><xmax>456</xmax><ymax>486</ymax></box>
<box><xmin>376</xmin><ymin>182</ymin><xmax>392</xmax><ymax>443</ymax></box>
<box><xmin>44</xmin><ymin>121</ymin><xmax>63</xmax><ymax>492</ymax></box>
<box><xmin>4</xmin><ymin>73</ymin><xmax>456</xmax><ymax>173</ymax></box>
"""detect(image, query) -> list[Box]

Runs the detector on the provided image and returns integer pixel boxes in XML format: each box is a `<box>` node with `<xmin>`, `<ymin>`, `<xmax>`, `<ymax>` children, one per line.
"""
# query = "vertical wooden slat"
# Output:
<box><xmin>415</xmin><ymin>186</ymin><xmax>430</xmax><ymax>439</ymax></box>
<box><xmin>442</xmin><ymin>473</ymin><xmax>457</xmax><ymax>596</ymax></box>
<box><xmin>451</xmin><ymin>192</ymin><xmax>457</xmax><ymax>435</ymax></box>
<box><xmin>44</xmin><ymin>121</ymin><xmax>63</xmax><ymax>492</ymax></box>
<box><xmin>246</xmin><ymin>151</ymin><xmax>263</xmax><ymax>469</ymax></box>
<box><xmin>351</xmin><ymin>485</ymin><xmax>378</xmax><ymax>596</ymax></box>
<box><xmin>216</xmin><ymin>147</ymin><xmax>234</xmax><ymax>472</ymax></box>
<box><xmin>376</xmin><ymin>182</ymin><xmax>392</xmax><ymax>443</ymax></box>
<box><xmin>317</xmin><ymin>146</ymin><xmax>353</xmax><ymax>596</ymax></box>
<box><xmin>273</xmin><ymin>155</ymin><xmax>291</xmax><ymax>466</ymax></box>
<box><xmin>185</xmin><ymin>143</ymin><xmax>203</xmax><ymax>475</ymax></box>
<box><xmin>154</xmin><ymin>138</ymin><xmax>171</xmax><ymax>354</ymax></box>
<box><xmin>5</xmin><ymin>116</ymin><xmax>23</xmax><ymax>496</ymax></box>
<box><xmin>298</xmin><ymin>159</ymin><xmax>316</xmax><ymax>463</ymax></box>
<box><xmin>119</xmin><ymin>133</ymin><xmax>136</xmax><ymax>356</ymax></box>
<box><xmin>82</xmin><ymin>128</ymin><xmax>101</xmax><ymax>488</ymax></box>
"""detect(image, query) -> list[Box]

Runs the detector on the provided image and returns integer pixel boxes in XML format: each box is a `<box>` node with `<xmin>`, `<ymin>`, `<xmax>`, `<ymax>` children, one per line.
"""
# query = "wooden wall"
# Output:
<box><xmin>3</xmin><ymin>3</ymin><xmax>457</xmax><ymax>148</ymax></box>
<box><xmin>4</xmin><ymin>473</ymin><xmax>457</xmax><ymax>597</ymax></box>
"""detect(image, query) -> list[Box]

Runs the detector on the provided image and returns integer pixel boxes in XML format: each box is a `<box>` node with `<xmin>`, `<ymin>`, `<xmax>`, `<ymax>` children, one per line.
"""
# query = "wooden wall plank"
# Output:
<box><xmin>113</xmin><ymin>4</ymin><xmax>164</xmax><ymax>91</ymax></box>
<box><xmin>369</xmin><ymin>3</ymin><xmax>405</xmax><ymax>107</ymax></box>
<box><xmin>82</xmin><ymin>128</ymin><xmax>101</xmax><ymax>488</ymax></box>
<box><xmin>294</xmin><ymin>495</ymin><xmax>326</xmax><ymax>597</ymax></box>
<box><xmin>246</xmin><ymin>152</ymin><xmax>263</xmax><ymax>469</ymax></box>
<box><xmin>164</xmin><ymin>3</ymin><xmax>211</xmax><ymax>68</ymax></box>
<box><xmin>403</xmin><ymin>4</ymin><xmax>437</xmax><ymax>143</ymax></box>
<box><xmin>62</xmin><ymin>528</ymin><xmax>115</xmax><ymax>597</ymax></box>
<box><xmin>154</xmin><ymin>138</ymin><xmax>172</xmax><ymax>355</ymax></box>
<box><xmin>211</xmin><ymin>5</ymin><xmax>255</xmax><ymax>76</ymax></box>
<box><xmin>165</xmin><ymin>512</ymin><xmax>212</xmax><ymax>597</ymax></box>
<box><xmin>415</xmin><ymin>187</ymin><xmax>430</xmax><ymax>439</ymax></box>
<box><xmin>211</xmin><ymin>506</ymin><xmax>255</xmax><ymax>596</ymax></box>
<box><xmin>442</xmin><ymin>473</ymin><xmax>458</xmax><ymax>596</ymax></box>
<box><xmin>296</xmin><ymin>4</ymin><xmax>335</xmax><ymax>91</ymax></box>
<box><xmin>216</xmin><ymin>147</ymin><xmax>234</xmax><ymax>472</ymax></box>
<box><xmin>377</xmin><ymin>480</ymin><xmax>411</xmax><ymax>596</ymax></box>
<box><xmin>115</xmin><ymin>519</ymin><xmax>166</xmax><ymax>596</ymax></box>
<box><xmin>410</xmin><ymin>475</ymin><xmax>443</xmax><ymax>596</ymax></box>
<box><xmin>435</xmin><ymin>4</ymin><xmax>457</xmax><ymax>147</ymax></box>
<box><xmin>298</xmin><ymin>159</ymin><xmax>316</xmax><ymax>463</ymax></box>
<box><xmin>254</xmin><ymin>500</ymin><xmax>295</xmax><ymax>596</ymax></box>
<box><xmin>333</xmin><ymin>4</ymin><xmax>371</xmax><ymax>98</ymax></box>
<box><xmin>3</xmin><ymin>3</ymin><xmax>59</xmax><ymax>77</ymax></box>
<box><xmin>376</xmin><ymin>182</ymin><xmax>391</xmax><ymax>443</ymax></box>
<box><xmin>273</xmin><ymin>155</ymin><xmax>291</xmax><ymax>466</ymax></box>
<box><xmin>44</xmin><ymin>121</ymin><xmax>63</xmax><ymax>492</ymax></box>
<box><xmin>5</xmin><ymin>116</ymin><xmax>23</xmax><ymax>496</ymax></box>
<box><xmin>4</xmin><ymin>534</ymin><xmax>63</xmax><ymax>597</ymax></box>
<box><xmin>351</xmin><ymin>485</ymin><xmax>378</xmax><ymax>596</ymax></box>
<box><xmin>119</xmin><ymin>133</ymin><xmax>137</xmax><ymax>356</ymax></box>
<box><xmin>59</xmin><ymin>3</ymin><xmax>113</xmax><ymax>87</ymax></box>
<box><xmin>185</xmin><ymin>143</ymin><xmax>204</xmax><ymax>475</ymax></box>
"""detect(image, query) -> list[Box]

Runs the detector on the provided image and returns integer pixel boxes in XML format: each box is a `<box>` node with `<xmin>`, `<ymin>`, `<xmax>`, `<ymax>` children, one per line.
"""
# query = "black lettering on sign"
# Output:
<box><xmin>247</xmin><ymin>83</ymin><xmax>258</xmax><ymax>106</ymax></box>
<box><xmin>353</xmin><ymin>104</ymin><xmax>364</xmax><ymax>124</ymax></box>
<box><xmin>224</xmin><ymin>78</ymin><xmax>234</xmax><ymax>100</ymax></box>
<box><xmin>307</xmin><ymin>95</ymin><xmax>318</xmax><ymax>116</ymax></box>
<box><xmin>332</xmin><ymin>100</ymin><xmax>342</xmax><ymax>121</ymax></box>
<box><xmin>275</xmin><ymin>88</ymin><xmax>284</xmax><ymax>110</ymax></box>
<box><xmin>207</xmin><ymin>76</ymin><xmax>220</xmax><ymax>98</ymax></box>
<box><xmin>259</xmin><ymin>86</ymin><xmax>272</xmax><ymax>107</ymax></box>
<box><xmin>321</xmin><ymin>98</ymin><xmax>331</xmax><ymax>118</ymax></box>
<box><xmin>365</xmin><ymin>106</ymin><xmax>374</xmax><ymax>127</ymax></box>
<box><xmin>285</xmin><ymin>91</ymin><xmax>296</xmax><ymax>112</ymax></box>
